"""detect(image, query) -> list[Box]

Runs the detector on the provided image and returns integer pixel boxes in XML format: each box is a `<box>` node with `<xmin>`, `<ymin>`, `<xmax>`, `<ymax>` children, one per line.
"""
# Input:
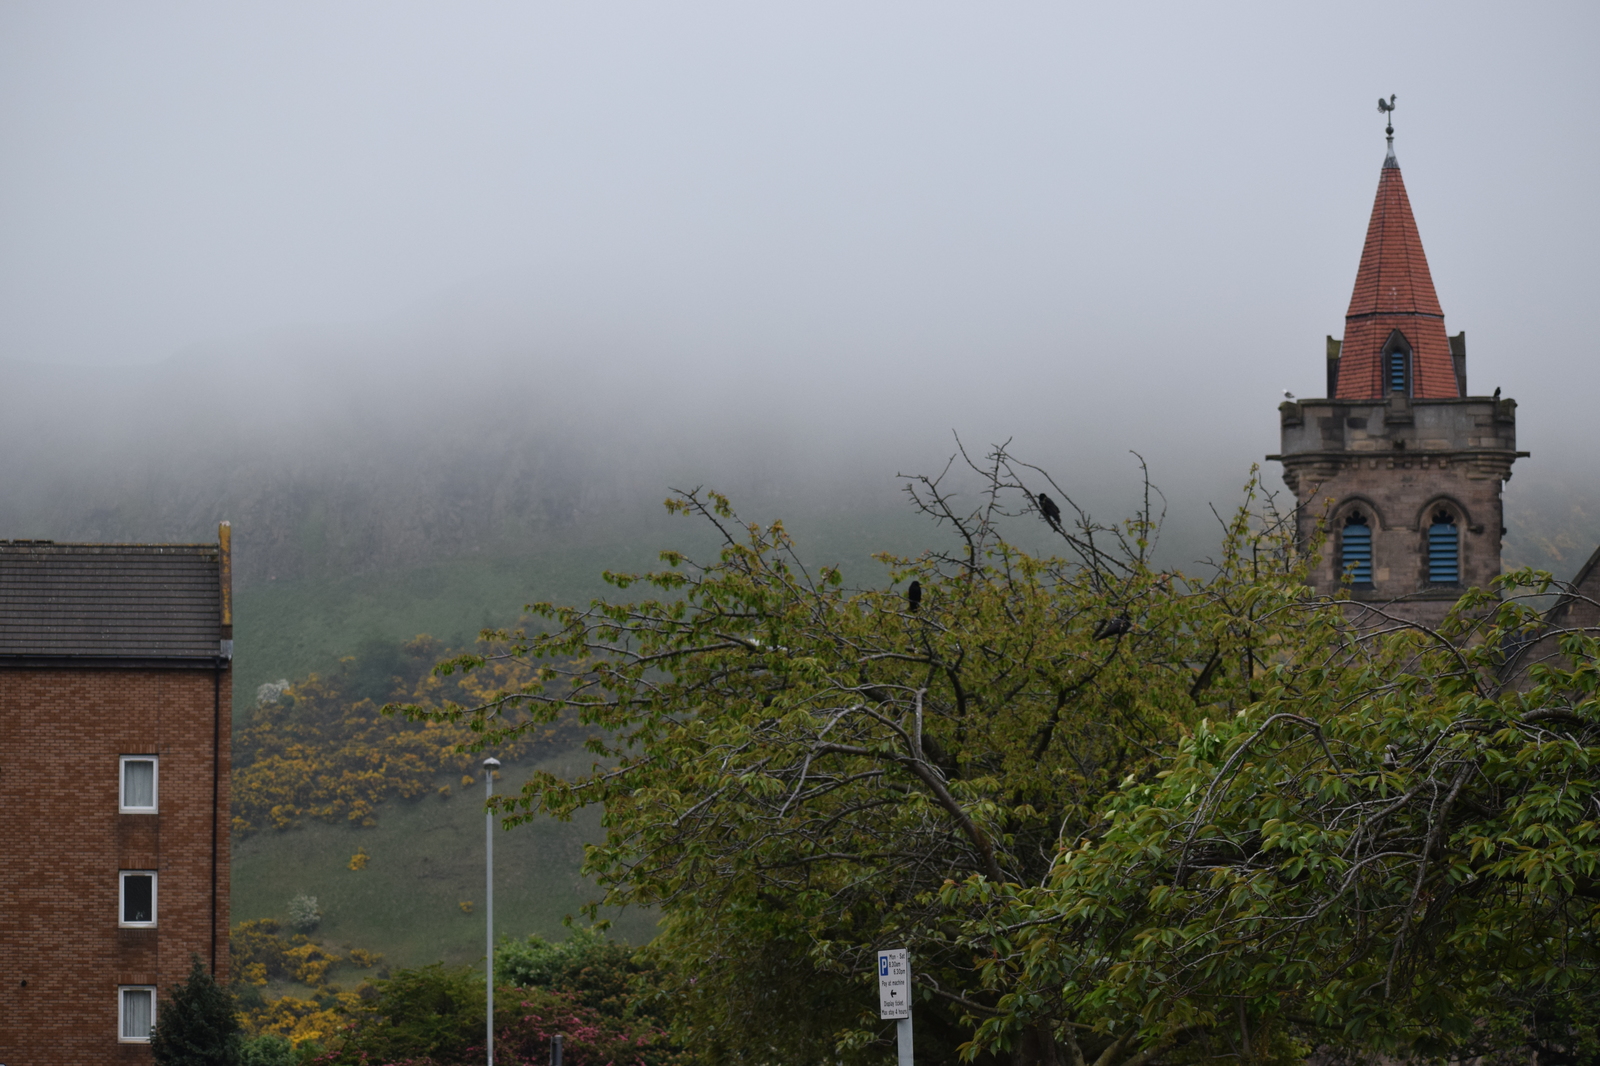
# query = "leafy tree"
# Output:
<box><xmin>404</xmin><ymin>448</ymin><xmax>1297</xmax><ymax>1064</ymax></box>
<box><xmin>407</xmin><ymin>445</ymin><xmax>1600</xmax><ymax>1065</ymax></box>
<box><xmin>151</xmin><ymin>955</ymin><xmax>243</xmax><ymax>1066</ymax></box>
<box><xmin>961</xmin><ymin>578</ymin><xmax>1600</xmax><ymax>1065</ymax></box>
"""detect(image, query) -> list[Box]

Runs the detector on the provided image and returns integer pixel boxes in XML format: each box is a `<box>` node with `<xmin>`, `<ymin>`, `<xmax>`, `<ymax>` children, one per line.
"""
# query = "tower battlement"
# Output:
<box><xmin>1274</xmin><ymin>394</ymin><xmax>1520</xmax><ymax>481</ymax></box>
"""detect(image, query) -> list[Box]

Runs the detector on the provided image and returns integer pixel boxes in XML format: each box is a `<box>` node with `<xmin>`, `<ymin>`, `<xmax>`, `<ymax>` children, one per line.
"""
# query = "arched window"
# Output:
<box><xmin>1386</xmin><ymin>349</ymin><xmax>1409</xmax><ymax>394</ymax></box>
<box><xmin>1341</xmin><ymin>513</ymin><xmax>1372</xmax><ymax>587</ymax></box>
<box><xmin>1428</xmin><ymin>511</ymin><xmax>1459</xmax><ymax>585</ymax></box>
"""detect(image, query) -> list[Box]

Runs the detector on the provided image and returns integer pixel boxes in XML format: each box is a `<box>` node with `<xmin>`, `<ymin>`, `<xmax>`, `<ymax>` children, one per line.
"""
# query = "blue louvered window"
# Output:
<box><xmin>1341</xmin><ymin>514</ymin><xmax>1372</xmax><ymax>587</ymax></box>
<box><xmin>1387</xmin><ymin>350</ymin><xmax>1408</xmax><ymax>393</ymax></box>
<box><xmin>1428</xmin><ymin>512</ymin><xmax>1459</xmax><ymax>584</ymax></box>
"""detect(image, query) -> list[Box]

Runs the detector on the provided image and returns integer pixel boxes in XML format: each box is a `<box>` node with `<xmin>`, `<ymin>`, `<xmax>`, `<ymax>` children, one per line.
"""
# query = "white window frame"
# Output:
<box><xmin>119</xmin><ymin>985</ymin><xmax>157</xmax><ymax>1042</ymax></box>
<box><xmin>119</xmin><ymin>755</ymin><xmax>159</xmax><ymax>813</ymax></box>
<box><xmin>119</xmin><ymin>870</ymin><xmax>158</xmax><ymax>928</ymax></box>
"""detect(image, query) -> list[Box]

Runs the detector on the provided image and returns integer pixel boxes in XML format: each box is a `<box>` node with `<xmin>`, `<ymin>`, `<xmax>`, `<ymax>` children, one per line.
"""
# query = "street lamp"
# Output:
<box><xmin>483</xmin><ymin>756</ymin><xmax>501</xmax><ymax>1066</ymax></box>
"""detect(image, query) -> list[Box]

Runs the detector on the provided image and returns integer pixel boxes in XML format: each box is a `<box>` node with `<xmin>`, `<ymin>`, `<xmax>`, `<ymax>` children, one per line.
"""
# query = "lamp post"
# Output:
<box><xmin>483</xmin><ymin>756</ymin><xmax>501</xmax><ymax>1066</ymax></box>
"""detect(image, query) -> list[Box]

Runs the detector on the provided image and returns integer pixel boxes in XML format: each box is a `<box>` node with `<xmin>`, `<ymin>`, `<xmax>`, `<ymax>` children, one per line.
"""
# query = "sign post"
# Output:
<box><xmin>877</xmin><ymin>949</ymin><xmax>912</xmax><ymax>1066</ymax></box>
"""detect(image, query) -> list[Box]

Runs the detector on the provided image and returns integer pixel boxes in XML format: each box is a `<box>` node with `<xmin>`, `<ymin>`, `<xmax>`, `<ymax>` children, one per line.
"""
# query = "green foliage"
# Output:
<box><xmin>316</xmin><ymin>947</ymin><xmax>686</xmax><ymax>1066</ymax></box>
<box><xmin>151</xmin><ymin>955</ymin><xmax>243</xmax><ymax>1066</ymax></box>
<box><xmin>238</xmin><ymin>1033</ymin><xmax>300</xmax><ymax>1066</ymax></box>
<box><xmin>495</xmin><ymin>927</ymin><xmax>639</xmax><ymax>1012</ymax></box>
<box><xmin>404</xmin><ymin>444</ymin><xmax>1600</xmax><ymax>1066</ymax></box>
<box><xmin>319</xmin><ymin>964</ymin><xmax>486</xmax><ymax>1064</ymax></box>
<box><xmin>961</xmin><ymin>575</ymin><xmax>1600</xmax><ymax>1064</ymax></box>
<box><xmin>403</xmin><ymin>450</ymin><xmax>1302</xmax><ymax>1064</ymax></box>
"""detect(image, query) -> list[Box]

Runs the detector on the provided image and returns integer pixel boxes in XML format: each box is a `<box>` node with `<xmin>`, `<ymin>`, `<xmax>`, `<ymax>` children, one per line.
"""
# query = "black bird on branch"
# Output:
<box><xmin>1037</xmin><ymin>492</ymin><xmax>1063</xmax><ymax>532</ymax></box>
<box><xmin>1093</xmin><ymin>612</ymin><xmax>1131</xmax><ymax>640</ymax></box>
<box><xmin>907</xmin><ymin>580</ymin><xmax>922</xmax><ymax>613</ymax></box>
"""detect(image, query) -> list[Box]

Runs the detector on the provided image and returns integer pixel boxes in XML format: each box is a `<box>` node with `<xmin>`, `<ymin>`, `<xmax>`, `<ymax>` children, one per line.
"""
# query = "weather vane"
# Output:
<box><xmin>1377</xmin><ymin>94</ymin><xmax>1397</xmax><ymax>136</ymax></box>
<box><xmin>1377</xmin><ymin>94</ymin><xmax>1398</xmax><ymax>165</ymax></box>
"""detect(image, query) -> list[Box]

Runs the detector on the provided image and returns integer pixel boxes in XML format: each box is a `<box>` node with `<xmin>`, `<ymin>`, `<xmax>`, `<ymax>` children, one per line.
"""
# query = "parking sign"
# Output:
<box><xmin>877</xmin><ymin>949</ymin><xmax>910</xmax><ymax>1020</ymax></box>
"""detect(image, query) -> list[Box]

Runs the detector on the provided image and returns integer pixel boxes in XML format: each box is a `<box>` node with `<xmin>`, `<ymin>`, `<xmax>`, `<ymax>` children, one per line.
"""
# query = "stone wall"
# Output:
<box><xmin>1271</xmin><ymin>393</ymin><xmax>1525</xmax><ymax>625</ymax></box>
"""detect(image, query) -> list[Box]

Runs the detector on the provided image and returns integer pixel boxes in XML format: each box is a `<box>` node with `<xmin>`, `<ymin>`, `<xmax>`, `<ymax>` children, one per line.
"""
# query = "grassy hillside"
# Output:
<box><xmin>233</xmin><ymin>748</ymin><xmax>657</xmax><ymax>970</ymax></box>
<box><xmin>228</xmin><ymin>503</ymin><xmax>937</xmax><ymax>718</ymax></box>
<box><xmin>229</xmin><ymin>537</ymin><xmax>661</xmax><ymax>720</ymax></box>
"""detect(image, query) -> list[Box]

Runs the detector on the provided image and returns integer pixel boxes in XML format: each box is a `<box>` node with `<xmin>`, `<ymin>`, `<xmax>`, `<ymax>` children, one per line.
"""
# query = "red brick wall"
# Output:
<box><xmin>0</xmin><ymin>667</ymin><xmax>231</xmax><ymax>1064</ymax></box>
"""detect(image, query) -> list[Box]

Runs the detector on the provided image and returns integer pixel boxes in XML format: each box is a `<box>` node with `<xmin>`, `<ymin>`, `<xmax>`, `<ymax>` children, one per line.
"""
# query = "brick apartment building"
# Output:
<box><xmin>1270</xmin><ymin>119</ymin><xmax>1531</xmax><ymax>624</ymax></box>
<box><xmin>0</xmin><ymin>526</ymin><xmax>233</xmax><ymax>1061</ymax></box>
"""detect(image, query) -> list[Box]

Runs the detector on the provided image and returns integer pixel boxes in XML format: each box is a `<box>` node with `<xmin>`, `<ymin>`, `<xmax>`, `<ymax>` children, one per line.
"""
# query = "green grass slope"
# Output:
<box><xmin>233</xmin><ymin>748</ymin><xmax>657</xmax><ymax>969</ymax></box>
<box><xmin>229</xmin><ymin>504</ymin><xmax>933</xmax><ymax>719</ymax></box>
<box><xmin>229</xmin><ymin>536</ymin><xmax>668</xmax><ymax>721</ymax></box>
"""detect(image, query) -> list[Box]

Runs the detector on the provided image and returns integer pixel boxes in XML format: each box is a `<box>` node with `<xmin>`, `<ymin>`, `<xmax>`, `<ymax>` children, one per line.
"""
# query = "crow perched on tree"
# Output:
<box><xmin>907</xmin><ymin>580</ymin><xmax>922</xmax><ymax>613</ymax></box>
<box><xmin>1037</xmin><ymin>492</ymin><xmax>1063</xmax><ymax>531</ymax></box>
<box><xmin>1093</xmin><ymin>613</ymin><xmax>1131</xmax><ymax>640</ymax></box>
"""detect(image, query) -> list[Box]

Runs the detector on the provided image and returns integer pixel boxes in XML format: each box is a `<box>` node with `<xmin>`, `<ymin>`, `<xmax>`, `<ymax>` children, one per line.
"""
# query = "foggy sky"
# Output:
<box><xmin>2</xmin><ymin>2</ymin><xmax>1598</xmax><ymax>579</ymax></box>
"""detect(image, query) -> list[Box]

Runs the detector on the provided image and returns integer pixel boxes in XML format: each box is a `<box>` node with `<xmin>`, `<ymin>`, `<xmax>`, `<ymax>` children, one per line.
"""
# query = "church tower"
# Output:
<box><xmin>1270</xmin><ymin>112</ymin><xmax>1527</xmax><ymax>623</ymax></box>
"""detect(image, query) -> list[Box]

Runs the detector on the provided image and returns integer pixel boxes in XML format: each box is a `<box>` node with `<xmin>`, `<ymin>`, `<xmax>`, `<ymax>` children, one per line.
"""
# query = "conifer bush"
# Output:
<box><xmin>151</xmin><ymin>955</ymin><xmax>242</xmax><ymax>1065</ymax></box>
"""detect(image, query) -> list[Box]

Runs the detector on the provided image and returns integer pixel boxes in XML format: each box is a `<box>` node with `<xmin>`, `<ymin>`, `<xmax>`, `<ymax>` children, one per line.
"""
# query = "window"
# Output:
<box><xmin>119</xmin><ymin>986</ymin><xmax>155</xmax><ymax>1042</ymax></box>
<box><xmin>1341</xmin><ymin>513</ymin><xmax>1373</xmax><ymax>587</ymax></box>
<box><xmin>120</xmin><ymin>756</ymin><xmax>158</xmax><ymax>813</ymax></box>
<box><xmin>120</xmin><ymin>871</ymin><xmax>157</xmax><ymax>927</ymax></box>
<box><xmin>1386</xmin><ymin>349</ymin><xmax>1409</xmax><ymax>393</ymax></box>
<box><xmin>1428</xmin><ymin>511</ymin><xmax>1460</xmax><ymax>584</ymax></box>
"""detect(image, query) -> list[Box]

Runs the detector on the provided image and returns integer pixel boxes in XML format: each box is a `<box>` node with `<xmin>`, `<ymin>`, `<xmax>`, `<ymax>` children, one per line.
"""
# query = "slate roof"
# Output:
<box><xmin>1334</xmin><ymin>154</ymin><xmax>1461</xmax><ymax>400</ymax></box>
<box><xmin>0</xmin><ymin>541</ymin><xmax>230</xmax><ymax>667</ymax></box>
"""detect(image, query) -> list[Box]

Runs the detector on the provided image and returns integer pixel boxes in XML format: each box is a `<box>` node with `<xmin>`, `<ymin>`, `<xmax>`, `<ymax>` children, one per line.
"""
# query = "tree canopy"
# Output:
<box><xmin>403</xmin><ymin>445</ymin><xmax>1600</xmax><ymax>1066</ymax></box>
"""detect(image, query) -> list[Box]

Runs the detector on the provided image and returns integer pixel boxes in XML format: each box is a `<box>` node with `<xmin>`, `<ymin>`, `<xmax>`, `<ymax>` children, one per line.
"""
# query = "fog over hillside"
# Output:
<box><xmin>3</xmin><ymin>312</ymin><xmax>1596</xmax><ymax>593</ymax></box>
<box><xmin>1</xmin><ymin>318</ymin><xmax>1271</xmax><ymax>589</ymax></box>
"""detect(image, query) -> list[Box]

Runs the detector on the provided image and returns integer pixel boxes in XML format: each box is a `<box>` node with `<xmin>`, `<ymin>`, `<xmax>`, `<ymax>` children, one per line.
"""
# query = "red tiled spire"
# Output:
<box><xmin>1333</xmin><ymin>151</ymin><xmax>1460</xmax><ymax>399</ymax></box>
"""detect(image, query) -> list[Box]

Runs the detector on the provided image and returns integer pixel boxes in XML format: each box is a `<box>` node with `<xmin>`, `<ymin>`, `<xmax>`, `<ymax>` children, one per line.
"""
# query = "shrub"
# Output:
<box><xmin>316</xmin><ymin>963</ymin><xmax>686</xmax><ymax>1066</ymax></box>
<box><xmin>287</xmin><ymin>894</ymin><xmax>322</xmax><ymax>933</ymax></box>
<box><xmin>320</xmin><ymin>964</ymin><xmax>485</xmax><ymax>1065</ymax></box>
<box><xmin>495</xmin><ymin>927</ymin><xmax>655</xmax><ymax>1021</ymax></box>
<box><xmin>231</xmin><ymin>919</ymin><xmax>346</xmax><ymax>989</ymax></box>
<box><xmin>238</xmin><ymin>1033</ymin><xmax>298</xmax><ymax>1066</ymax></box>
<box><xmin>150</xmin><ymin>955</ymin><xmax>242</xmax><ymax>1065</ymax></box>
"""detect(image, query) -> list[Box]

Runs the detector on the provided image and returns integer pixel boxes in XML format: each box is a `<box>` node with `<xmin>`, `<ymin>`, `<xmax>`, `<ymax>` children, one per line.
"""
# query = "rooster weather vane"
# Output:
<box><xmin>1377</xmin><ymin>94</ymin><xmax>1397</xmax><ymax>135</ymax></box>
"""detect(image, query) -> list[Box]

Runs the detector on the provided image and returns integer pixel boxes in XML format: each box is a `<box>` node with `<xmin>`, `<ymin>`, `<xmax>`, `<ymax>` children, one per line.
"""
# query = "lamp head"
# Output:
<box><xmin>483</xmin><ymin>757</ymin><xmax>502</xmax><ymax>770</ymax></box>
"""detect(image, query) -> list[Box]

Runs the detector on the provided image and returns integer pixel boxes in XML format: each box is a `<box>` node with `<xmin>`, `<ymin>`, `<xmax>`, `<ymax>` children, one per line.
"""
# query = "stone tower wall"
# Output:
<box><xmin>1271</xmin><ymin>393</ymin><xmax>1524</xmax><ymax>625</ymax></box>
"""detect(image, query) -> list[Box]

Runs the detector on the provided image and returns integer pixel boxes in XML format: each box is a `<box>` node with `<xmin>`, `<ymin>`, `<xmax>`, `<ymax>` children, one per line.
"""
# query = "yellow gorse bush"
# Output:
<box><xmin>240</xmin><ymin>991</ymin><xmax>363</xmax><ymax>1046</ymax></box>
<box><xmin>232</xmin><ymin>919</ymin><xmax>390</xmax><ymax>1048</ymax></box>
<box><xmin>232</xmin><ymin>635</ymin><xmax>580</xmax><ymax>835</ymax></box>
<box><xmin>231</xmin><ymin>918</ymin><xmax>345</xmax><ymax>988</ymax></box>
